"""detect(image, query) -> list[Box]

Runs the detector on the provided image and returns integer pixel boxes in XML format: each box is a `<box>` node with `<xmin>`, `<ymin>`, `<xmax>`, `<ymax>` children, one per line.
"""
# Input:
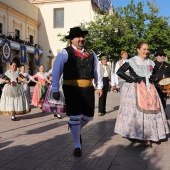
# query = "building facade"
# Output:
<box><xmin>31</xmin><ymin>0</ymin><xmax>112</xmax><ymax>70</ymax></box>
<box><xmin>0</xmin><ymin>0</ymin><xmax>41</xmax><ymax>73</ymax></box>
<box><xmin>0</xmin><ymin>0</ymin><xmax>112</xmax><ymax>72</ymax></box>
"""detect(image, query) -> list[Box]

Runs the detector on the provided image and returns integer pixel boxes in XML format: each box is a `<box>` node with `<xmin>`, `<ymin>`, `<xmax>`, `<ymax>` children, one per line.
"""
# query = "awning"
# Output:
<box><xmin>92</xmin><ymin>0</ymin><xmax>111</xmax><ymax>12</ymax></box>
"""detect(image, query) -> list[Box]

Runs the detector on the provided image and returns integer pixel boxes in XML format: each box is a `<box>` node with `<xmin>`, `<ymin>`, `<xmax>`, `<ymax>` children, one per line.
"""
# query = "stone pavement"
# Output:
<box><xmin>0</xmin><ymin>88</ymin><xmax>170</xmax><ymax>170</ymax></box>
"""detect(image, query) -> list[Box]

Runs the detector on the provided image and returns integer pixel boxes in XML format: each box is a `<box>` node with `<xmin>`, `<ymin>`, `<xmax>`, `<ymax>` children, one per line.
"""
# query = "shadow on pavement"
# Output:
<box><xmin>0</xmin><ymin>117</ymin><xmax>166</xmax><ymax>170</ymax></box>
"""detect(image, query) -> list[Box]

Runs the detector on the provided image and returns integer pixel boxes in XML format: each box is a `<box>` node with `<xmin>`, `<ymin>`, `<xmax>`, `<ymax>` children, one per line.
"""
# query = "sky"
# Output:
<box><xmin>111</xmin><ymin>0</ymin><xmax>170</xmax><ymax>22</ymax></box>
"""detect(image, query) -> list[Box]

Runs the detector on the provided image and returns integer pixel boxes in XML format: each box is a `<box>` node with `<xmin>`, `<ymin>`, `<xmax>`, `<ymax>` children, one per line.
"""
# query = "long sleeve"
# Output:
<box><xmin>93</xmin><ymin>53</ymin><xmax>103</xmax><ymax>89</ymax></box>
<box><xmin>151</xmin><ymin>62</ymin><xmax>169</xmax><ymax>82</ymax></box>
<box><xmin>117</xmin><ymin>62</ymin><xmax>134</xmax><ymax>83</ymax></box>
<box><xmin>26</xmin><ymin>73</ymin><xmax>34</xmax><ymax>80</ymax></box>
<box><xmin>114</xmin><ymin>62</ymin><xmax>119</xmax><ymax>84</ymax></box>
<box><xmin>52</xmin><ymin>49</ymin><xmax>68</xmax><ymax>92</ymax></box>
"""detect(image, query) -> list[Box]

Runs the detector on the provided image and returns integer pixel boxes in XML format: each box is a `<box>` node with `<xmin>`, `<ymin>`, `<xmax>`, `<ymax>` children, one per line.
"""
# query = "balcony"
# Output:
<box><xmin>0</xmin><ymin>38</ymin><xmax>43</xmax><ymax>55</ymax></box>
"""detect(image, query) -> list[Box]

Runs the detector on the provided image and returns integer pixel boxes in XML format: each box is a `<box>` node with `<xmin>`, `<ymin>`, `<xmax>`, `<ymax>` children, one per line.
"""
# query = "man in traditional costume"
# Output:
<box><xmin>152</xmin><ymin>49</ymin><xmax>170</xmax><ymax>118</ymax></box>
<box><xmin>98</xmin><ymin>56</ymin><xmax>111</xmax><ymax>116</ymax></box>
<box><xmin>52</xmin><ymin>27</ymin><xmax>103</xmax><ymax>157</ymax></box>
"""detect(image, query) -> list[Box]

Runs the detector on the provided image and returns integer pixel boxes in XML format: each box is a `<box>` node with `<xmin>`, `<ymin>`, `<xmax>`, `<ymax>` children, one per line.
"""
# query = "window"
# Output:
<box><xmin>54</xmin><ymin>8</ymin><xmax>64</xmax><ymax>28</ymax></box>
<box><xmin>30</xmin><ymin>35</ymin><xmax>34</xmax><ymax>44</ymax></box>
<box><xmin>0</xmin><ymin>23</ymin><xmax>3</xmax><ymax>34</ymax></box>
<box><xmin>15</xmin><ymin>29</ymin><xmax>20</xmax><ymax>40</ymax></box>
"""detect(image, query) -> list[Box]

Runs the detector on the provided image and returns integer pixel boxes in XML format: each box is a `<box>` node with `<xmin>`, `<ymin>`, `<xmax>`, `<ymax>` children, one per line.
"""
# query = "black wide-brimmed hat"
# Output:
<box><xmin>154</xmin><ymin>49</ymin><xmax>166</xmax><ymax>57</ymax></box>
<box><xmin>65</xmin><ymin>27</ymin><xmax>88</xmax><ymax>39</ymax></box>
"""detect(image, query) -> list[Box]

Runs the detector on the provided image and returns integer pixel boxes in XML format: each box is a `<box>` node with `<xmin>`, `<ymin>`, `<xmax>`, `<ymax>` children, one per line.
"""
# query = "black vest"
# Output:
<box><xmin>63</xmin><ymin>46</ymin><xmax>94</xmax><ymax>80</ymax></box>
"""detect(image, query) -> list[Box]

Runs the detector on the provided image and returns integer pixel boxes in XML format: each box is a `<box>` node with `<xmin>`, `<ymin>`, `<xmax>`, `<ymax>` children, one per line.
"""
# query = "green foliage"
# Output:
<box><xmin>58</xmin><ymin>0</ymin><xmax>170</xmax><ymax>62</ymax></box>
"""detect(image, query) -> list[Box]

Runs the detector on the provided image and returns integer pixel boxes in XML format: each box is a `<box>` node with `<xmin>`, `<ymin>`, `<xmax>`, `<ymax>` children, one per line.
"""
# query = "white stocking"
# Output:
<box><xmin>69</xmin><ymin>118</ymin><xmax>81</xmax><ymax>149</ymax></box>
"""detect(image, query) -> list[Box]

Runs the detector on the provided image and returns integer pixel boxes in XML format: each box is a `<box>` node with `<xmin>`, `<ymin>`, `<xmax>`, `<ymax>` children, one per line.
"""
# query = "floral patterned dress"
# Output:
<box><xmin>42</xmin><ymin>69</ymin><xmax>66</xmax><ymax>114</ymax></box>
<box><xmin>114</xmin><ymin>56</ymin><xmax>169</xmax><ymax>142</ymax></box>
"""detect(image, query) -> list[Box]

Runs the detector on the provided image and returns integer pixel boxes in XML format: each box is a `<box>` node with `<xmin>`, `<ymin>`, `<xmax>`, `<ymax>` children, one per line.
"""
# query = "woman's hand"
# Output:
<box><xmin>4</xmin><ymin>80</ymin><xmax>10</xmax><ymax>84</ymax></box>
<box><xmin>116</xmin><ymin>84</ymin><xmax>120</xmax><ymax>89</ymax></box>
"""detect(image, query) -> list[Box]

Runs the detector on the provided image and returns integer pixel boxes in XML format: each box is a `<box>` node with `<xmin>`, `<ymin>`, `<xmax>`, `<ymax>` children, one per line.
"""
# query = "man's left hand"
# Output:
<box><xmin>97</xmin><ymin>89</ymin><xmax>102</xmax><ymax>97</ymax></box>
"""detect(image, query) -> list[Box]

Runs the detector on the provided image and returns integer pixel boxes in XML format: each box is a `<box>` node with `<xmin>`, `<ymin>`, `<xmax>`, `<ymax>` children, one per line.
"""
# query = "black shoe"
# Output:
<box><xmin>54</xmin><ymin>114</ymin><xmax>57</xmax><ymax>117</ymax></box>
<box><xmin>54</xmin><ymin>114</ymin><xmax>62</xmax><ymax>119</ymax></box>
<box><xmin>11</xmin><ymin>117</ymin><xmax>19</xmax><ymax>121</ymax></box>
<box><xmin>73</xmin><ymin>148</ymin><xmax>82</xmax><ymax>157</ymax></box>
<box><xmin>80</xmin><ymin>134</ymin><xmax>82</xmax><ymax>144</ymax></box>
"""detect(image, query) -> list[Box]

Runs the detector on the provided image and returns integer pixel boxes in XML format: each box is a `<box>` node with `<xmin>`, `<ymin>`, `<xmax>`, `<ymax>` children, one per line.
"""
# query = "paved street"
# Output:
<box><xmin>0</xmin><ymin>87</ymin><xmax>170</xmax><ymax>170</ymax></box>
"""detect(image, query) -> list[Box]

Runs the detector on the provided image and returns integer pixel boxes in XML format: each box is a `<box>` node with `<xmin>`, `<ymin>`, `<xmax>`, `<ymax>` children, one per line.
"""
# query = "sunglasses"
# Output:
<box><xmin>159</xmin><ymin>55</ymin><xmax>166</xmax><ymax>57</ymax></box>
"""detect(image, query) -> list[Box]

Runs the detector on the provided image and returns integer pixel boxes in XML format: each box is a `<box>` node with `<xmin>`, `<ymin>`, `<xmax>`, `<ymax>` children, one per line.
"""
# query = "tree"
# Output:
<box><xmin>58</xmin><ymin>0</ymin><xmax>170</xmax><ymax>61</ymax></box>
<box><xmin>144</xmin><ymin>1</ymin><xmax>170</xmax><ymax>58</ymax></box>
<box><xmin>115</xmin><ymin>0</ymin><xmax>170</xmax><ymax>58</ymax></box>
<box><xmin>80</xmin><ymin>15</ymin><xmax>128</xmax><ymax>61</ymax></box>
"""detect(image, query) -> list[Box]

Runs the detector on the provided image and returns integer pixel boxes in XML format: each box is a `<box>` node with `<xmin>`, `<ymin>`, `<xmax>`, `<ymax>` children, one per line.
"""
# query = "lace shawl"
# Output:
<box><xmin>5</xmin><ymin>70</ymin><xmax>20</xmax><ymax>82</ymax></box>
<box><xmin>36</xmin><ymin>72</ymin><xmax>48</xmax><ymax>79</ymax></box>
<box><xmin>129</xmin><ymin>56</ymin><xmax>155</xmax><ymax>89</ymax></box>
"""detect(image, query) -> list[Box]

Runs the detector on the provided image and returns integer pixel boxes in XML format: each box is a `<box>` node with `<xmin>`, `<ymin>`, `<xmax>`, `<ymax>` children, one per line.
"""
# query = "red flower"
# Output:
<box><xmin>149</xmin><ymin>65</ymin><xmax>153</xmax><ymax>71</ymax></box>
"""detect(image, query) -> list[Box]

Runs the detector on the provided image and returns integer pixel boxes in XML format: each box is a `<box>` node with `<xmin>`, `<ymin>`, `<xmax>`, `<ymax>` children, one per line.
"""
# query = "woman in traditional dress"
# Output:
<box><xmin>114</xmin><ymin>51</ymin><xmax>129</xmax><ymax>92</ymax></box>
<box><xmin>42</xmin><ymin>69</ymin><xmax>66</xmax><ymax>119</ymax></box>
<box><xmin>31</xmin><ymin>65</ymin><xmax>50</xmax><ymax>111</ymax></box>
<box><xmin>19</xmin><ymin>65</ymin><xmax>37</xmax><ymax>109</ymax></box>
<box><xmin>114</xmin><ymin>42</ymin><xmax>169</xmax><ymax>147</ymax></box>
<box><xmin>0</xmin><ymin>61</ymin><xmax>30</xmax><ymax>121</ymax></box>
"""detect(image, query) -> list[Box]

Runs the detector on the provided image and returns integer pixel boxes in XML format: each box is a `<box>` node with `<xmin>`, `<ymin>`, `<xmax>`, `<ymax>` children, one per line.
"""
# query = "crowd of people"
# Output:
<box><xmin>0</xmin><ymin>33</ymin><xmax>41</xmax><ymax>48</ymax></box>
<box><xmin>0</xmin><ymin>26</ymin><xmax>169</xmax><ymax>157</ymax></box>
<box><xmin>0</xmin><ymin>62</ymin><xmax>65</xmax><ymax>121</ymax></box>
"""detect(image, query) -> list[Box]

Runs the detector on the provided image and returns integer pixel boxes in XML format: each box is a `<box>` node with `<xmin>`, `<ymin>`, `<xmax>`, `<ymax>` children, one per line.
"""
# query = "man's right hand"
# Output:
<box><xmin>53</xmin><ymin>92</ymin><xmax>60</xmax><ymax>100</ymax></box>
<box><xmin>116</xmin><ymin>84</ymin><xmax>120</xmax><ymax>89</ymax></box>
<box><xmin>97</xmin><ymin>89</ymin><xmax>103</xmax><ymax>98</ymax></box>
<box><xmin>111</xmin><ymin>86</ymin><xmax>115</xmax><ymax>91</ymax></box>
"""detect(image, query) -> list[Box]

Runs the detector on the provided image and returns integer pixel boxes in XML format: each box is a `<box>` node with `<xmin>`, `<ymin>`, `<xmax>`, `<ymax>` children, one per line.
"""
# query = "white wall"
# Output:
<box><xmin>37</xmin><ymin>0</ymin><xmax>97</xmax><ymax>69</ymax></box>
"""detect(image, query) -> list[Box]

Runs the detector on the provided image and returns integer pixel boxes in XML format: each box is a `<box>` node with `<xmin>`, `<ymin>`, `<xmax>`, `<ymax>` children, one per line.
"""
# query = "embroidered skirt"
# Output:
<box><xmin>0</xmin><ymin>84</ymin><xmax>30</xmax><ymax>115</ymax></box>
<box><xmin>42</xmin><ymin>85</ymin><xmax>66</xmax><ymax>113</ymax></box>
<box><xmin>22</xmin><ymin>83</ymin><xmax>31</xmax><ymax>109</ymax></box>
<box><xmin>114</xmin><ymin>82</ymin><xmax>169</xmax><ymax>141</ymax></box>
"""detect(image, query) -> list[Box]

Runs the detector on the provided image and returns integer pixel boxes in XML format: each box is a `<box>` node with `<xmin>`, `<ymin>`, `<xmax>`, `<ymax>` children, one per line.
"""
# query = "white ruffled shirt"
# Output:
<box><xmin>115</xmin><ymin>59</ymin><xmax>129</xmax><ymax>84</ymax></box>
<box><xmin>129</xmin><ymin>56</ymin><xmax>155</xmax><ymax>89</ymax></box>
